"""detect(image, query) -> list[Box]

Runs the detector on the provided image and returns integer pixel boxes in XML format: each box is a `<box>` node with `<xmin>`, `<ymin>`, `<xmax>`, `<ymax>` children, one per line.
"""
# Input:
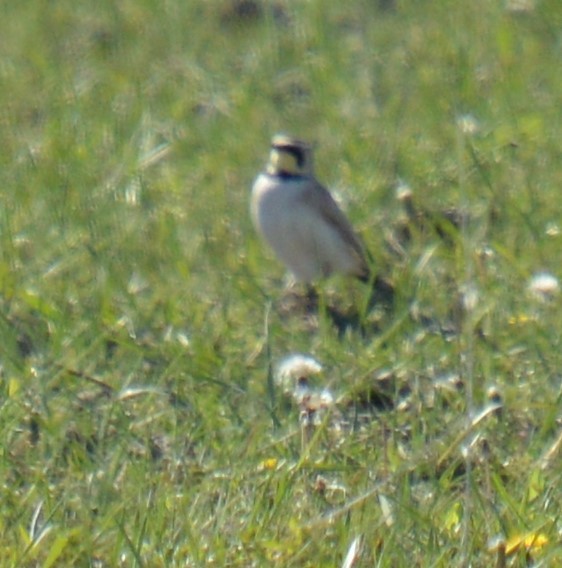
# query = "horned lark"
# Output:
<box><xmin>251</xmin><ymin>135</ymin><xmax>371</xmax><ymax>284</ymax></box>
<box><xmin>251</xmin><ymin>135</ymin><xmax>396</xmax><ymax>312</ymax></box>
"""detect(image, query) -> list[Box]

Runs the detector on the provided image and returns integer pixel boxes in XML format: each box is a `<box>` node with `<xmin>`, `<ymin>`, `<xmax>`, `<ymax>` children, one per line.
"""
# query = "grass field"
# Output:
<box><xmin>1</xmin><ymin>0</ymin><xmax>562</xmax><ymax>565</ymax></box>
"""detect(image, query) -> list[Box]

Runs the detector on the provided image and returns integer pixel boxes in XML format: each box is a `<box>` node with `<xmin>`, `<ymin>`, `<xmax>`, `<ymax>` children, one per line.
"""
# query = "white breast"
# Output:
<box><xmin>251</xmin><ymin>174</ymin><xmax>363</xmax><ymax>282</ymax></box>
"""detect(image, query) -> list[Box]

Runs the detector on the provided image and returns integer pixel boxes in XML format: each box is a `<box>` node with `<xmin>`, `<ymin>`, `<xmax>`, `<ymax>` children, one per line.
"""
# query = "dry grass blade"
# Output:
<box><xmin>342</xmin><ymin>535</ymin><xmax>363</xmax><ymax>568</ymax></box>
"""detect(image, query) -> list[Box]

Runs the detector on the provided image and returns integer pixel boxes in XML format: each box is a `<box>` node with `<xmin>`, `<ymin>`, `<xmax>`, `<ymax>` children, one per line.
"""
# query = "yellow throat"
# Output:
<box><xmin>268</xmin><ymin>147</ymin><xmax>302</xmax><ymax>176</ymax></box>
<box><xmin>266</xmin><ymin>135</ymin><xmax>313</xmax><ymax>176</ymax></box>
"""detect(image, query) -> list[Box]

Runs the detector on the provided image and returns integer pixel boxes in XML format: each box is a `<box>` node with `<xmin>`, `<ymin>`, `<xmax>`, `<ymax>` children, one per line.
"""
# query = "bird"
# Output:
<box><xmin>251</xmin><ymin>134</ymin><xmax>393</xmax><ymax>304</ymax></box>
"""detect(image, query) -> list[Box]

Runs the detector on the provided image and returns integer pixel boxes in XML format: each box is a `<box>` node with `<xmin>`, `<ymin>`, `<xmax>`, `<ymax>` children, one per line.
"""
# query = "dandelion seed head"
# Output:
<box><xmin>456</xmin><ymin>113</ymin><xmax>480</xmax><ymax>135</ymax></box>
<box><xmin>528</xmin><ymin>272</ymin><xmax>559</xmax><ymax>301</ymax></box>
<box><xmin>395</xmin><ymin>180</ymin><xmax>413</xmax><ymax>202</ymax></box>
<box><xmin>276</xmin><ymin>354</ymin><xmax>322</xmax><ymax>391</ymax></box>
<box><xmin>277</xmin><ymin>354</ymin><xmax>322</xmax><ymax>380</ymax></box>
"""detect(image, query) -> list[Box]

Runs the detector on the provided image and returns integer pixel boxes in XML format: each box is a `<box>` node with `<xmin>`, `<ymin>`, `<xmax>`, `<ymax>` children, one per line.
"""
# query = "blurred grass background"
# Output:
<box><xmin>1</xmin><ymin>0</ymin><xmax>562</xmax><ymax>565</ymax></box>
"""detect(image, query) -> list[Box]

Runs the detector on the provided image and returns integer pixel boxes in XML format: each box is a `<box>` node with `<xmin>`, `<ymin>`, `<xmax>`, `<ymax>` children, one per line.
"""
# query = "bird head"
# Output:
<box><xmin>266</xmin><ymin>134</ymin><xmax>313</xmax><ymax>177</ymax></box>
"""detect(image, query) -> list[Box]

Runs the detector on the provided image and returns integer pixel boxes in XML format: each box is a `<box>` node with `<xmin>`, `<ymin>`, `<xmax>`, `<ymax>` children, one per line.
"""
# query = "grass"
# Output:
<box><xmin>1</xmin><ymin>0</ymin><xmax>562</xmax><ymax>565</ymax></box>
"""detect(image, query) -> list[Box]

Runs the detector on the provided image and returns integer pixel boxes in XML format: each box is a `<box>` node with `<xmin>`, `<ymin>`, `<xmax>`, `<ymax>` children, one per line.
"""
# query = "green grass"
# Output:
<box><xmin>1</xmin><ymin>0</ymin><xmax>562</xmax><ymax>565</ymax></box>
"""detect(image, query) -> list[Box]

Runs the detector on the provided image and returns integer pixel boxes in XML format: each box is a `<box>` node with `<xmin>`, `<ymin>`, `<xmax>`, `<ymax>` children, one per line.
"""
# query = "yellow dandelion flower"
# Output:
<box><xmin>505</xmin><ymin>532</ymin><xmax>548</xmax><ymax>555</ymax></box>
<box><xmin>258</xmin><ymin>458</ymin><xmax>279</xmax><ymax>471</ymax></box>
